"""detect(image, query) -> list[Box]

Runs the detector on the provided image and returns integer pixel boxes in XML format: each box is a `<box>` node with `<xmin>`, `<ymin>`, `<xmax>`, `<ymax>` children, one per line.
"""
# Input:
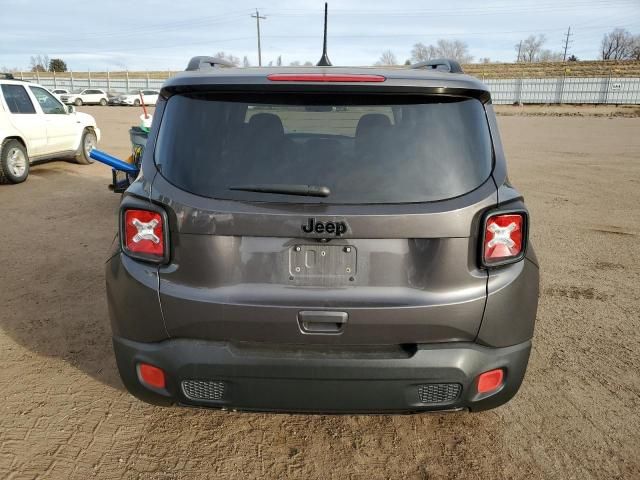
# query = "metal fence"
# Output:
<box><xmin>16</xmin><ymin>72</ymin><xmax>168</xmax><ymax>93</ymax></box>
<box><xmin>14</xmin><ymin>72</ymin><xmax>640</xmax><ymax>104</ymax></box>
<box><xmin>484</xmin><ymin>77</ymin><xmax>640</xmax><ymax>104</ymax></box>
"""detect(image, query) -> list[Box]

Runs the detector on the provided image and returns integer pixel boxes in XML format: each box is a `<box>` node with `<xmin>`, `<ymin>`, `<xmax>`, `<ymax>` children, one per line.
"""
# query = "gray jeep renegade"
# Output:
<box><xmin>106</xmin><ymin>56</ymin><xmax>539</xmax><ymax>413</ymax></box>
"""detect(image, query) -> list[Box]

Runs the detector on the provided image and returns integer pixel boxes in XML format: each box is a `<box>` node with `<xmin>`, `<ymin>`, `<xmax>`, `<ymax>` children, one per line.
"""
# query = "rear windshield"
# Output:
<box><xmin>155</xmin><ymin>93</ymin><xmax>493</xmax><ymax>204</ymax></box>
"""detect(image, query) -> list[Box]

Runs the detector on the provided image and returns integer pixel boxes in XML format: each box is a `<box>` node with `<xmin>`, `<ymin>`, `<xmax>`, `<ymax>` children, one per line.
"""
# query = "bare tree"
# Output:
<box><xmin>276</xmin><ymin>55</ymin><xmax>283</xmax><ymax>67</ymax></box>
<box><xmin>303</xmin><ymin>61</ymin><xmax>313</xmax><ymax>66</ymax></box>
<box><xmin>410</xmin><ymin>40</ymin><xmax>473</xmax><ymax>63</ymax></box>
<box><xmin>376</xmin><ymin>50</ymin><xmax>398</xmax><ymax>66</ymax></box>
<box><xmin>29</xmin><ymin>54</ymin><xmax>50</xmax><ymax>72</ymax></box>
<box><xmin>601</xmin><ymin>28</ymin><xmax>635</xmax><ymax>60</ymax></box>
<box><xmin>289</xmin><ymin>60</ymin><xmax>301</xmax><ymax>66</ymax></box>
<box><xmin>515</xmin><ymin>35</ymin><xmax>546</xmax><ymax>62</ymax></box>
<box><xmin>436</xmin><ymin>40</ymin><xmax>473</xmax><ymax>63</ymax></box>
<box><xmin>479</xmin><ymin>57</ymin><xmax>492</xmax><ymax>64</ymax></box>
<box><xmin>537</xmin><ymin>49</ymin><xmax>564</xmax><ymax>62</ymax></box>
<box><xmin>631</xmin><ymin>35</ymin><xmax>640</xmax><ymax>60</ymax></box>
<box><xmin>214</xmin><ymin>51</ymin><xmax>241</xmax><ymax>66</ymax></box>
<box><xmin>411</xmin><ymin>43</ymin><xmax>437</xmax><ymax>62</ymax></box>
<box><xmin>243</xmin><ymin>56</ymin><xmax>251</xmax><ymax>67</ymax></box>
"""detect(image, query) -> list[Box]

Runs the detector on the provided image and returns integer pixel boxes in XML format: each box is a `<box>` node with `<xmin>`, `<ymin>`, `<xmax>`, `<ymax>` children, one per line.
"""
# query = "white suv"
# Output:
<box><xmin>60</xmin><ymin>88</ymin><xmax>109</xmax><ymax>106</ymax></box>
<box><xmin>113</xmin><ymin>89</ymin><xmax>160</xmax><ymax>106</ymax></box>
<box><xmin>0</xmin><ymin>78</ymin><xmax>101</xmax><ymax>184</ymax></box>
<box><xmin>51</xmin><ymin>88</ymin><xmax>69</xmax><ymax>100</ymax></box>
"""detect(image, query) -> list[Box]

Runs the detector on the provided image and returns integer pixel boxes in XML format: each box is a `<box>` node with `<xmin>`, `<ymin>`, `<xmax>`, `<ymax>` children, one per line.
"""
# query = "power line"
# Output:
<box><xmin>2</xmin><ymin>10</ymin><xmax>254</xmax><ymax>40</ymax></box>
<box><xmin>257</xmin><ymin>22</ymin><xmax>638</xmax><ymax>39</ymax></box>
<box><xmin>269</xmin><ymin>0</ymin><xmax>638</xmax><ymax>18</ymax></box>
<box><xmin>251</xmin><ymin>9</ymin><xmax>267</xmax><ymax>66</ymax></box>
<box><xmin>18</xmin><ymin>21</ymin><xmax>637</xmax><ymax>59</ymax></box>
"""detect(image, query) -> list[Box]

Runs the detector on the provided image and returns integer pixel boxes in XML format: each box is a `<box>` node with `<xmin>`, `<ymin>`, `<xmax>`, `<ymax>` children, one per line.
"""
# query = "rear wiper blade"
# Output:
<box><xmin>229</xmin><ymin>184</ymin><xmax>331</xmax><ymax>197</ymax></box>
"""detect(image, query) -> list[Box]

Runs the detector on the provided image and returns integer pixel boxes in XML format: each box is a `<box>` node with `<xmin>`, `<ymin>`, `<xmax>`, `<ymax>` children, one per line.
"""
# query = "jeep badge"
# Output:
<box><xmin>302</xmin><ymin>218</ymin><xmax>347</xmax><ymax>236</ymax></box>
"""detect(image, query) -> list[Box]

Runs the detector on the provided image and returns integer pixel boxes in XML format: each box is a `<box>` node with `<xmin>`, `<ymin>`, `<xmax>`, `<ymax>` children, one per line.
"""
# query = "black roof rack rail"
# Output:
<box><xmin>185</xmin><ymin>56</ymin><xmax>235</xmax><ymax>71</ymax></box>
<box><xmin>1</xmin><ymin>72</ymin><xmax>16</xmax><ymax>80</ymax></box>
<box><xmin>410</xmin><ymin>59</ymin><xmax>464</xmax><ymax>74</ymax></box>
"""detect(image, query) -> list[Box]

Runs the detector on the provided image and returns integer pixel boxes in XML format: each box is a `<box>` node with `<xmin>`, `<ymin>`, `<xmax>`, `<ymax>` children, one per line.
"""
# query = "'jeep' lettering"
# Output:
<box><xmin>302</xmin><ymin>218</ymin><xmax>347</xmax><ymax>237</ymax></box>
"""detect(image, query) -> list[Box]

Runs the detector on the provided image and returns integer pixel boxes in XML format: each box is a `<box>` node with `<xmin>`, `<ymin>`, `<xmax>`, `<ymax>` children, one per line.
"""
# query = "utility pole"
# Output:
<box><xmin>251</xmin><ymin>9</ymin><xmax>266</xmax><ymax>66</ymax></box>
<box><xmin>562</xmin><ymin>26</ymin><xmax>572</xmax><ymax>61</ymax></box>
<box><xmin>516</xmin><ymin>40</ymin><xmax>523</xmax><ymax>62</ymax></box>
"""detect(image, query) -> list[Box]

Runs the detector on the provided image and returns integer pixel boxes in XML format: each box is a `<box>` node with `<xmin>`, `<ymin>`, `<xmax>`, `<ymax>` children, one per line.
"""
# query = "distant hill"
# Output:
<box><xmin>462</xmin><ymin>60</ymin><xmax>640</xmax><ymax>79</ymax></box>
<box><xmin>18</xmin><ymin>60</ymin><xmax>640</xmax><ymax>80</ymax></box>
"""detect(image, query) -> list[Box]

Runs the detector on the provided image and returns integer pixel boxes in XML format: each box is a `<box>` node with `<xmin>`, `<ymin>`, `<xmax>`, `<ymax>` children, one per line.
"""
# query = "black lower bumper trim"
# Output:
<box><xmin>113</xmin><ymin>337</ymin><xmax>531</xmax><ymax>413</ymax></box>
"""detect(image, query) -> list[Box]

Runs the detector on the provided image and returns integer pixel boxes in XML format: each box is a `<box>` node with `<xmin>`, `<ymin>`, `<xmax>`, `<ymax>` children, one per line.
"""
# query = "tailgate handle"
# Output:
<box><xmin>298</xmin><ymin>311</ymin><xmax>347</xmax><ymax>334</ymax></box>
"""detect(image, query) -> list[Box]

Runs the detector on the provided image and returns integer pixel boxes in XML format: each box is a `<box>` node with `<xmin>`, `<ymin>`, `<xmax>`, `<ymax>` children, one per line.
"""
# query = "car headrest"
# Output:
<box><xmin>355</xmin><ymin>114</ymin><xmax>392</xmax><ymax>137</ymax></box>
<box><xmin>247</xmin><ymin>113</ymin><xmax>284</xmax><ymax>137</ymax></box>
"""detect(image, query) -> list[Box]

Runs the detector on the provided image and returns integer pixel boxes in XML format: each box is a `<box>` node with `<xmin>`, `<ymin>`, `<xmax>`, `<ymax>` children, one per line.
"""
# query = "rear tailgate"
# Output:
<box><xmin>150</xmin><ymin>89</ymin><xmax>496</xmax><ymax>345</ymax></box>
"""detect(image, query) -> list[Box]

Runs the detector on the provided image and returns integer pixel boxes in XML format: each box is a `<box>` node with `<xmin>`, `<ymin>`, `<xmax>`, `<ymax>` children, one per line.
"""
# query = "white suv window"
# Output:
<box><xmin>30</xmin><ymin>86</ymin><xmax>66</xmax><ymax>114</ymax></box>
<box><xmin>1</xmin><ymin>84</ymin><xmax>36</xmax><ymax>114</ymax></box>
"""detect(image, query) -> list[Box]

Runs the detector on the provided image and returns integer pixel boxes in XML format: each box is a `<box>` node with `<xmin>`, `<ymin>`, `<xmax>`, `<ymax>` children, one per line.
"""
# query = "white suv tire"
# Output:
<box><xmin>75</xmin><ymin>129</ymin><xmax>97</xmax><ymax>165</ymax></box>
<box><xmin>0</xmin><ymin>139</ymin><xmax>30</xmax><ymax>184</ymax></box>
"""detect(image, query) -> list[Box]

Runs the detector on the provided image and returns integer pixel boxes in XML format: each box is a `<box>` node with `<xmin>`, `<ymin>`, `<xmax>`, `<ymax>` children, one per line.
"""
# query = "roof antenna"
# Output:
<box><xmin>316</xmin><ymin>3</ymin><xmax>332</xmax><ymax>66</ymax></box>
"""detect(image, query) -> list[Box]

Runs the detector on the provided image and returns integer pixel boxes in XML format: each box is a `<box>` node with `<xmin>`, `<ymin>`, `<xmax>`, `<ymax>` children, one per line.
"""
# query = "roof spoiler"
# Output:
<box><xmin>410</xmin><ymin>59</ymin><xmax>464</xmax><ymax>73</ymax></box>
<box><xmin>185</xmin><ymin>56</ymin><xmax>235</xmax><ymax>71</ymax></box>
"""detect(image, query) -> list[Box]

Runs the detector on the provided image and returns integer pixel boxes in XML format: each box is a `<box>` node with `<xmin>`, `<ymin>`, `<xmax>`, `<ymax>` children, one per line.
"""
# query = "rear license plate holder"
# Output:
<box><xmin>289</xmin><ymin>244</ymin><xmax>356</xmax><ymax>281</ymax></box>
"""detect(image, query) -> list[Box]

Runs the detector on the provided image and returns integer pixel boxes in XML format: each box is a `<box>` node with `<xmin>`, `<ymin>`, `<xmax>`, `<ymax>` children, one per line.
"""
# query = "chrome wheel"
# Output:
<box><xmin>83</xmin><ymin>132</ymin><xmax>96</xmax><ymax>157</ymax></box>
<box><xmin>7</xmin><ymin>147</ymin><xmax>27</xmax><ymax>177</ymax></box>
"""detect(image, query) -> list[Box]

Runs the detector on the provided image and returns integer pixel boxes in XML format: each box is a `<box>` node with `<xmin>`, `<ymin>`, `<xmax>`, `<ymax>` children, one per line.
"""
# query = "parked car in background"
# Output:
<box><xmin>60</xmin><ymin>88</ymin><xmax>109</xmax><ymax>106</ymax></box>
<box><xmin>107</xmin><ymin>90</ymin><xmax>121</xmax><ymax>103</ymax></box>
<box><xmin>51</xmin><ymin>88</ymin><xmax>69</xmax><ymax>100</ymax></box>
<box><xmin>110</xmin><ymin>89</ymin><xmax>160</xmax><ymax>106</ymax></box>
<box><xmin>0</xmin><ymin>78</ymin><xmax>100</xmax><ymax>184</ymax></box>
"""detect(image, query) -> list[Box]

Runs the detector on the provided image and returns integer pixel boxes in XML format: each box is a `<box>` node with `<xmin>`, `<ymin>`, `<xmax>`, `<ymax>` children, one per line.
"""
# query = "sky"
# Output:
<box><xmin>1</xmin><ymin>0</ymin><xmax>639</xmax><ymax>71</ymax></box>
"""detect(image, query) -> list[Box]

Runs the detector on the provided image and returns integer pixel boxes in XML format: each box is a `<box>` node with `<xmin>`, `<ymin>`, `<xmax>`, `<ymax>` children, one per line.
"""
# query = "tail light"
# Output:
<box><xmin>482</xmin><ymin>211</ymin><xmax>527</xmax><ymax>267</ymax></box>
<box><xmin>121</xmin><ymin>208</ymin><xmax>168</xmax><ymax>263</ymax></box>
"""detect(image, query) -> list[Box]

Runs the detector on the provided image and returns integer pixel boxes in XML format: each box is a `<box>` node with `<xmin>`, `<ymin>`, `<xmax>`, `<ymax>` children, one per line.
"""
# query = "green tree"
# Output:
<box><xmin>49</xmin><ymin>58</ymin><xmax>67</xmax><ymax>72</ymax></box>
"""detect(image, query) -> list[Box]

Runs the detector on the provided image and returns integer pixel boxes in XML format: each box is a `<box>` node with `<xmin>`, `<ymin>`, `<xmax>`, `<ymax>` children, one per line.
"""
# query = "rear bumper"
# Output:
<box><xmin>113</xmin><ymin>336</ymin><xmax>531</xmax><ymax>413</ymax></box>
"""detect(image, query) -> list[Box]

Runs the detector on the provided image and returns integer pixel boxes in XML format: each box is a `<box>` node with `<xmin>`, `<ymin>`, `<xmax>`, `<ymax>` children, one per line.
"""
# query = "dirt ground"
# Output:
<box><xmin>494</xmin><ymin>104</ymin><xmax>640</xmax><ymax>117</ymax></box>
<box><xmin>1</xmin><ymin>106</ymin><xmax>639</xmax><ymax>480</ymax></box>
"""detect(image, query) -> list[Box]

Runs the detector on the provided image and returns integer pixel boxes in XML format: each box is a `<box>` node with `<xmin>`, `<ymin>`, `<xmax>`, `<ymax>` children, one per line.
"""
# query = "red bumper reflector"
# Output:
<box><xmin>477</xmin><ymin>368</ymin><xmax>504</xmax><ymax>394</ymax></box>
<box><xmin>139</xmin><ymin>363</ymin><xmax>166</xmax><ymax>389</ymax></box>
<box><xmin>267</xmin><ymin>73</ymin><xmax>386</xmax><ymax>83</ymax></box>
